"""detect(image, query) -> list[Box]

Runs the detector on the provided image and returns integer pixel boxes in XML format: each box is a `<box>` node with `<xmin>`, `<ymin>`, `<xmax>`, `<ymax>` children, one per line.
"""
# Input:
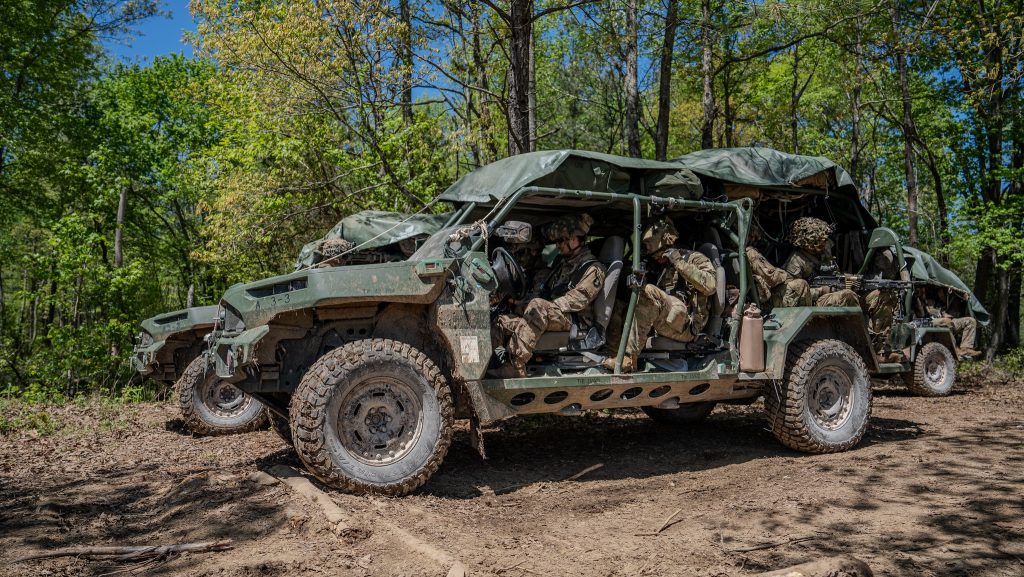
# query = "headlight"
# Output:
<box><xmin>138</xmin><ymin>331</ymin><xmax>153</xmax><ymax>347</ymax></box>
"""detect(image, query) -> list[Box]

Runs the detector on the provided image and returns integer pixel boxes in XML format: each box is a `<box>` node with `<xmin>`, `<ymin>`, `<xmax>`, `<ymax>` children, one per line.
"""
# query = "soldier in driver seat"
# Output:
<box><xmin>493</xmin><ymin>214</ymin><xmax>605</xmax><ymax>378</ymax></box>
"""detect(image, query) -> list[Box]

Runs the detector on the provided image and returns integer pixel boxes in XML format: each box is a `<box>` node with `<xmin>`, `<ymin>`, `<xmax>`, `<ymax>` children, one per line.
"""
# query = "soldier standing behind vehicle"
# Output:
<box><xmin>746</xmin><ymin>224</ymin><xmax>811</xmax><ymax>307</ymax></box>
<box><xmin>783</xmin><ymin>217</ymin><xmax>859</xmax><ymax>307</ymax></box>
<box><xmin>913</xmin><ymin>287</ymin><xmax>981</xmax><ymax>359</ymax></box>
<box><xmin>604</xmin><ymin>217</ymin><xmax>717</xmax><ymax>373</ymax></box>
<box><xmin>494</xmin><ymin>214</ymin><xmax>605</xmax><ymax>378</ymax></box>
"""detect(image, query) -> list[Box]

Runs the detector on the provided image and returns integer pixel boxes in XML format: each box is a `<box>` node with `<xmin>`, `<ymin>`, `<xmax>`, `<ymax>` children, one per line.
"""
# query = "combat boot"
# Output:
<box><xmin>601</xmin><ymin>353</ymin><xmax>636</xmax><ymax>373</ymax></box>
<box><xmin>958</xmin><ymin>347</ymin><xmax>981</xmax><ymax>359</ymax></box>
<box><xmin>491</xmin><ymin>358</ymin><xmax>527</xmax><ymax>379</ymax></box>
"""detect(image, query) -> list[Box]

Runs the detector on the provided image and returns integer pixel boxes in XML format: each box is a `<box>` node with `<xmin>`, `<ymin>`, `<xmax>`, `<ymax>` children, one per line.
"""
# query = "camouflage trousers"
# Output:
<box><xmin>813</xmin><ymin>287</ymin><xmax>859</xmax><ymax>307</ymax></box>
<box><xmin>625</xmin><ymin>285</ymin><xmax>696</xmax><ymax>356</ymax></box>
<box><xmin>934</xmin><ymin>316</ymin><xmax>978</xmax><ymax>351</ymax></box>
<box><xmin>864</xmin><ymin>289</ymin><xmax>898</xmax><ymax>354</ymax></box>
<box><xmin>771</xmin><ymin>279</ymin><xmax>812</xmax><ymax>307</ymax></box>
<box><xmin>496</xmin><ymin>298</ymin><xmax>571</xmax><ymax>364</ymax></box>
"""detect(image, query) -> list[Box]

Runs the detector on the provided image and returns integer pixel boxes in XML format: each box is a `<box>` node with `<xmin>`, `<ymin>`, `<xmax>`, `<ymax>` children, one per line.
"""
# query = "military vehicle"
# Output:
<box><xmin>202</xmin><ymin>148</ymin><xmax>982</xmax><ymax>496</ymax></box>
<box><xmin>135</xmin><ymin>210</ymin><xmax>450</xmax><ymax>435</ymax></box>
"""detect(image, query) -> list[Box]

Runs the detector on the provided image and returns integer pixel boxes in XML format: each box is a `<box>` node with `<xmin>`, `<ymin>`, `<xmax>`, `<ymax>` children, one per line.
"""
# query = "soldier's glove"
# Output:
<box><xmin>662</xmin><ymin>248</ymin><xmax>683</xmax><ymax>264</ymax></box>
<box><xmin>626</xmin><ymin>271</ymin><xmax>645</xmax><ymax>290</ymax></box>
<box><xmin>845</xmin><ymin>274</ymin><xmax>863</xmax><ymax>291</ymax></box>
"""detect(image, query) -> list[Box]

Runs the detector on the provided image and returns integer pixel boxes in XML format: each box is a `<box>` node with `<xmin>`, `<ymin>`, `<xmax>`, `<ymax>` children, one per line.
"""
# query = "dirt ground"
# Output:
<box><xmin>2</xmin><ymin>372</ymin><xmax>1022</xmax><ymax>577</ymax></box>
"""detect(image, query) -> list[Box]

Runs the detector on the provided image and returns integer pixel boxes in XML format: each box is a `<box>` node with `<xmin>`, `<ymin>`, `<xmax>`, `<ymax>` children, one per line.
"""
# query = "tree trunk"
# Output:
<box><xmin>399</xmin><ymin>0</ymin><xmax>414</xmax><ymax>127</ymax></box>
<box><xmin>891</xmin><ymin>1</ymin><xmax>919</xmax><ymax>247</ymax></box>
<box><xmin>654</xmin><ymin>0</ymin><xmax>678</xmax><ymax>160</ymax></box>
<box><xmin>507</xmin><ymin>0</ymin><xmax>533</xmax><ymax>156</ymax></box>
<box><xmin>790</xmin><ymin>42</ymin><xmax>800</xmax><ymax>154</ymax></box>
<box><xmin>986</xmin><ymin>266</ymin><xmax>1010</xmax><ymax>361</ymax></box>
<box><xmin>528</xmin><ymin>25</ymin><xmax>537</xmax><ymax>152</ymax></box>
<box><xmin>849</xmin><ymin>20</ymin><xmax>864</xmax><ymax>182</ymax></box>
<box><xmin>700</xmin><ymin>0</ymin><xmax>715</xmax><ymax>149</ymax></box>
<box><xmin>114</xmin><ymin>186</ymin><xmax>127</xmax><ymax>268</ymax></box>
<box><xmin>187</xmin><ymin>283</ymin><xmax>195</xmax><ymax>308</ymax></box>
<box><xmin>1008</xmin><ymin>266</ymin><xmax>1021</xmax><ymax>349</ymax></box>
<box><xmin>624</xmin><ymin>0</ymin><xmax>640</xmax><ymax>157</ymax></box>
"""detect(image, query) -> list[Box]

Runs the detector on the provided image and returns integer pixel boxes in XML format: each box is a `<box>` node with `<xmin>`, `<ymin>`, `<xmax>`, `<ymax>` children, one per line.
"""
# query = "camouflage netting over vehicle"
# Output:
<box><xmin>294</xmin><ymin>210</ymin><xmax>453</xmax><ymax>269</ymax></box>
<box><xmin>437</xmin><ymin>150</ymin><xmax>703</xmax><ymax>205</ymax></box>
<box><xmin>904</xmin><ymin>246</ymin><xmax>990</xmax><ymax>324</ymax></box>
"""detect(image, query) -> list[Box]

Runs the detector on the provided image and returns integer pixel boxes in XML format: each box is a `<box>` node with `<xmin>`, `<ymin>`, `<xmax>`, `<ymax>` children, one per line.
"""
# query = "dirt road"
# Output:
<box><xmin>2</xmin><ymin>373</ymin><xmax>1022</xmax><ymax>577</ymax></box>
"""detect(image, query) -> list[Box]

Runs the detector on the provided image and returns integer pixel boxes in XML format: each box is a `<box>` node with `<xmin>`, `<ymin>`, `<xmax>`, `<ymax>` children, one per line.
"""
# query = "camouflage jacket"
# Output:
<box><xmin>654</xmin><ymin>249</ymin><xmax>717</xmax><ymax>334</ymax></box>
<box><xmin>543</xmin><ymin>247</ymin><xmax>606</xmax><ymax>328</ymax></box>
<box><xmin>783</xmin><ymin>244</ymin><xmax>834</xmax><ymax>280</ymax></box>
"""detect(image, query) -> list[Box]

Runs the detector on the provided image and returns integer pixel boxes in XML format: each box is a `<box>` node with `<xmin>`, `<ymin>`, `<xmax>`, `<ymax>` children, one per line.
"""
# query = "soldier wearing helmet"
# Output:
<box><xmin>603</xmin><ymin>217</ymin><xmax>717</xmax><ymax>373</ymax></box>
<box><xmin>746</xmin><ymin>224</ymin><xmax>811</xmax><ymax>307</ymax></box>
<box><xmin>494</xmin><ymin>213</ymin><xmax>605</xmax><ymax>378</ymax></box>
<box><xmin>317</xmin><ymin>238</ymin><xmax>356</xmax><ymax>267</ymax></box>
<box><xmin>783</xmin><ymin>217</ymin><xmax>859</xmax><ymax>307</ymax></box>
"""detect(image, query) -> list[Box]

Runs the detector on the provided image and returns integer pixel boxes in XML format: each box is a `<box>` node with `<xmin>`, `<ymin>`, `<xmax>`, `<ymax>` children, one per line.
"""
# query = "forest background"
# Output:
<box><xmin>1</xmin><ymin>0</ymin><xmax>1022</xmax><ymax>400</ymax></box>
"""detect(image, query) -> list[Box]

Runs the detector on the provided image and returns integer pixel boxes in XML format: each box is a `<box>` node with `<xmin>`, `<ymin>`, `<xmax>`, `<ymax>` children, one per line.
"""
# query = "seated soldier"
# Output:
<box><xmin>494</xmin><ymin>214</ymin><xmax>605</xmax><ymax>378</ymax></box>
<box><xmin>604</xmin><ymin>217</ymin><xmax>717</xmax><ymax>373</ymax></box>
<box><xmin>746</xmin><ymin>224</ymin><xmax>811</xmax><ymax>307</ymax></box>
<box><xmin>783</xmin><ymin>217</ymin><xmax>859</xmax><ymax>307</ymax></box>
<box><xmin>863</xmin><ymin>248</ymin><xmax>901</xmax><ymax>361</ymax></box>
<box><xmin>913</xmin><ymin>287</ymin><xmax>981</xmax><ymax>359</ymax></box>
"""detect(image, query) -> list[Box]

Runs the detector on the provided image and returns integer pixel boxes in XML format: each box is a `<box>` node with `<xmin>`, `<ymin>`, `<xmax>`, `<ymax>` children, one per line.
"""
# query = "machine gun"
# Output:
<box><xmin>809</xmin><ymin>269</ymin><xmax>914</xmax><ymax>321</ymax></box>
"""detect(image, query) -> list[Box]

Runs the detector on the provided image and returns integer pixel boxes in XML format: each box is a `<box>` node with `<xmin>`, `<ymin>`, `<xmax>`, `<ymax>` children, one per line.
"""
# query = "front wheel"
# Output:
<box><xmin>176</xmin><ymin>356</ymin><xmax>267</xmax><ymax>435</ymax></box>
<box><xmin>290</xmin><ymin>339</ymin><xmax>453</xmax><ymax>496</ymax></box>
<box><xmin>765</xmin><ymin>339</ymin><xmax>871</xmax><ymax>453</ymax></box>
<box><xmin>903</xmin><ymin>342</ymin><xmax>956</xmax><ymax>397</ymax></box>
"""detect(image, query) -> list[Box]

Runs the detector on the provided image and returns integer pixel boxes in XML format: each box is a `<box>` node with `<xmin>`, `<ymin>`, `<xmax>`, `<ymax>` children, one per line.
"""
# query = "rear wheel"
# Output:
<box><xmin>177</xmin><ymin>356</ymin><xmax>267</xmax><ymax>435</ymax></box>
<box><xmin>903</xmin><ymin>342</ymin><xmax>956</xmax><ymax>397</ymax></box>
<box><xmin>290</xmin><ymin>339</ymin><xmax>453</xmax><ymax>496</ymax></box>
<box><xmin>765</xmin><ymin>339</ymin><xmax>871</xmax><ymax>453</ymax></box>
<box><xmin>642</xmin><ymin>402</ymin><xmax>716</xmax><ymax>425</ymax></box>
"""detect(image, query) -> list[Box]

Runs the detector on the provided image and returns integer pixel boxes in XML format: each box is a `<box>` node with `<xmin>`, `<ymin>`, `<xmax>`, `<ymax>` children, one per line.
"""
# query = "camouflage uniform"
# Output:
<box><xmin>863</xmin><ymin>249</ymin><xmax>900</xmax><ymax>357</ymax></box>
<box><xmin>783</xmin><ymin>217</ymin><xmax>859</xmax><ymax>307</ymax></box>
<box><xmin>496</xmin><ymin>214</ymin><xmax>605</xmax><ymax>375</ymax></box>
<box><xmin>611</xmin><ymin>218</ymin><xmax>717</xmax><ymax>371</ymax></box>
<box><xmin>746</xmin><ymin>246</ymin><xmax>811</xmax><ymax>307</ymax></box>
<box><xmin>914</xmin><ymin>292</ymin><xmax>980</xmax><ymax>358</ymax></box>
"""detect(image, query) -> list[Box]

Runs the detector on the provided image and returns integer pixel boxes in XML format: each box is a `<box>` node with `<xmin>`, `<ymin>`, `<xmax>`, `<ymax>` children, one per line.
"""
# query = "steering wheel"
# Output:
<box><xmin>490</xmin><ymin>247</ymin><xmax>526</xmax><ymax>301</ymax></box>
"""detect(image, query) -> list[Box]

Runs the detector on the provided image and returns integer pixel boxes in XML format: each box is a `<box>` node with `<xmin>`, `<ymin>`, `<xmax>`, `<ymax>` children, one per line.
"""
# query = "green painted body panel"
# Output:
<box><xmin>220</xmin><ymin>260</ymin><xmax>452</xmax><ymax>329</ymax></box>
<box><xmin>133</xmin><ymin>305</ymin><xmax>219</xmax><ymax>377</ymax></box>
<box><xmin>761</xmin><ymin>307</ymin><xmax>877</xmax><ymax>377</ymax></box>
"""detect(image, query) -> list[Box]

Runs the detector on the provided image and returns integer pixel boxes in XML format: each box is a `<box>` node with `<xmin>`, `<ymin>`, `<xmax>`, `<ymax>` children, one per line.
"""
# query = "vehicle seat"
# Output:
<box><xmin>535</xmin><ymin>236</ymin><xmax>625</xmax><ymax>351</ymax></box>
<box><xmin>648</xmin><ymin>242</ymin><xmax>727</xmax><ymax>351</ymax></box>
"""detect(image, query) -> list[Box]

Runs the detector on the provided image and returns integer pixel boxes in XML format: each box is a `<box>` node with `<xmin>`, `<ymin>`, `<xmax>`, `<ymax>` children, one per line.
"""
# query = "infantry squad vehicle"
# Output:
<box><xmin>133</xmin><ymin>210</ymin><xmax>449</xmax><ymax>435</ymax></box>
<box><xmin>197</xmin><ymin>148</ymin><xmax>986</xmax><ymax>494</ymax></box>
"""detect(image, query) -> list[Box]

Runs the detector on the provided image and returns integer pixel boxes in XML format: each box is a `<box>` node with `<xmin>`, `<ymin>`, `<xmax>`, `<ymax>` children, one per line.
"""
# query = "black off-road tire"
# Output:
<box><xmin>642</xmin><ymin>402</ymin><xmax>716</xmax><ymax>425</ymax></box>
<box><xmin>267</xmin><ymin>409</ymin><xmax>293</xmax><ymax>447</ymax></box>
<box><xmin>903</xmin><ymin>342</ymin><xmax>956</xmax><ymax>397</ymax></box>
<box><xmin>176</xmin><ymin>356</ymin><xmax>267</xmax><ymax>436</ymax></box>
<box><xmin>290</xmin><ymin>338</ymin><xmax>454</xmax><ymax>496</ymax></box>
<box><xmin>765</xmin><ymin>339</ymin><xmax>871</xmax><ymax>453</ymax></box>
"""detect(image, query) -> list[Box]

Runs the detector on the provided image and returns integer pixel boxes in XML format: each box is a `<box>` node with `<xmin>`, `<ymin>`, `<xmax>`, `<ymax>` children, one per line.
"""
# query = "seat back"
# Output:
<box><xmin>696</xmin><ymin>242</ymin><xmax>726</xmax><ymax>337</ymax></box>
<box><xmin>594</xmin><ymin>236</ymin><xmax>625</xmax><ymax>330</ymax></box>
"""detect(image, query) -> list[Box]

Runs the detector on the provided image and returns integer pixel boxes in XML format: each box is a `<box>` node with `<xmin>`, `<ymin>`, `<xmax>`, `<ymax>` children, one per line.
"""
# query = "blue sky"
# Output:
<box><xmin>105</xmin><ymin>2</ymin><xmax>197</xmax><ymax>61</ymax></box>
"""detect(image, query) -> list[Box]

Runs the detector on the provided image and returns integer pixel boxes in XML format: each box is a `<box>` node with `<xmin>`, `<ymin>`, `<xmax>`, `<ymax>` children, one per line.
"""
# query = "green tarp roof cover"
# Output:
<box><xmin>903</xmin><ymin>246</ymin><xmax>989</xmax><ymax>324</ymax></box>
<box><xmin>437</xmin><ymin>150</ymin><xmax>703</xmax><ymax>204</ymax></box>
<box><xmin>672</xmin><ymin>147</ymin><xmax>857</xmax><ymax>192</ymax></box>
<box><xmin>294</xmin><ymin>210</ymin><xmax>451</xmax><ymax>269</ymax></box>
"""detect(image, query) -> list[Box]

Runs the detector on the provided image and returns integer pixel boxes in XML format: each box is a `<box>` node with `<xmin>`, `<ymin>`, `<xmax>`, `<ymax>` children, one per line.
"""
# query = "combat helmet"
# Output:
<box><xmin>789</xmin><ymin>217</ymin><xmax>833</xmax><ymax>253</ymax></box>
<box><xmin>641</xmin><ymin>217</ymin><xmax>679</xmax><ymax>255</ymax></box>
<box><xmin>544</xmin><ymin>213</ymin><xmax>594</xmax><ymax>243</ymax></box>
<box><xmin>319</xmin><ymin>238</ymin><xmax>355</xmax><ymax>265</ymax></box>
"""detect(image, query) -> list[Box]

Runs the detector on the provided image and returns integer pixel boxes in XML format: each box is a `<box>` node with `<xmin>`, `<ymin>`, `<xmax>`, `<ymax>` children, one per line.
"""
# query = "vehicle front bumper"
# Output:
<box><xmin>209</xmin><ymin>325</ymin><xmax>271</xmax><ymax>379</ymax></box>
<box><xmin>131</xmin><ymin>341</ymin><xmax>165</xmax><ymax>376</ymax></box>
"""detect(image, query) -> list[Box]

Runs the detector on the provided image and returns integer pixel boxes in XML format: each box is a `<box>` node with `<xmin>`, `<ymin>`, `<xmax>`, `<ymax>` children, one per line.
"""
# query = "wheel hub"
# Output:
<box><xmin>809</xmin><ymin>367</ymin><xmax>853</xmax><ymax>430</ymax></box>
<box><xmin>337</xmin><ymin>379</ymin><xmax>422</xmax><ymax>466</ymax></box>
<box><xmin>926</xmin><ymin>358</ymin><xmax>946</xmax><ymax>383</ymax></box>
<box><xmin>202</xmin><ymin>380</ymin><xmax>250</xmax><ymax>417</ymax></box>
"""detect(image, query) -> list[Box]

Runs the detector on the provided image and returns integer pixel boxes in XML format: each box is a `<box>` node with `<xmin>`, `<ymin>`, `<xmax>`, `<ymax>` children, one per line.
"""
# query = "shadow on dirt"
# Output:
<box><xmin>423</xmin><ymin>407</ymin><xmax>926</xmax><ymax>499</ymax></box>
